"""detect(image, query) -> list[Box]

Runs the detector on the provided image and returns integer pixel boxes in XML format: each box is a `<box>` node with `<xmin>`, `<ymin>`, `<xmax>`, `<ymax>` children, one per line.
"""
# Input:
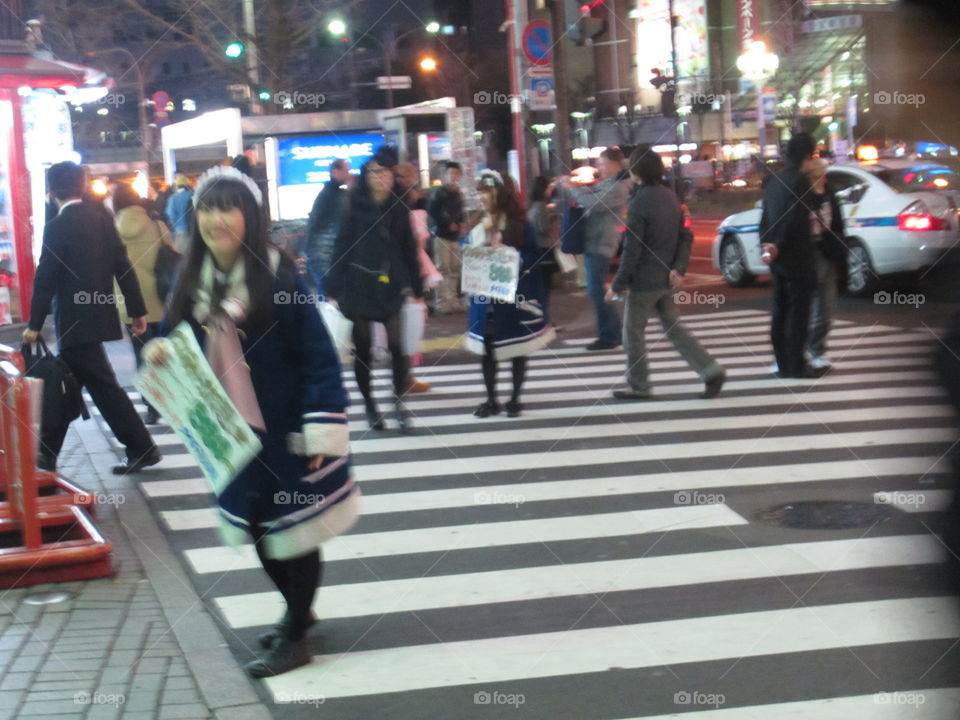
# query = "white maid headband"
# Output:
<box><xmin>192</xmin><ymin>165</ymin><xmax>264</xmax><ymax>208</ymax></box>
<box><xmin>480</xmin><ymin>169</ymin><xmax>504</xmax><ymax>188</ymax></box>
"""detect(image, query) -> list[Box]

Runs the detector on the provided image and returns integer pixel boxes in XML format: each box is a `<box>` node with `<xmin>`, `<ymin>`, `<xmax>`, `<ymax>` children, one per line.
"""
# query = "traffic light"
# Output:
<box><xmin>257</xmin><ymin>89</ymin><xmax>272</xmax><ymax>102</ymax></box>
<box><xmin>224</xmin><ymin>41</ymin><xmax>244</xmax><ymax>58</ymax></box>
<box><xmin>566</xmin><ymin>1</ymin><xmax>606</xmax><ymax>45</ymax></box>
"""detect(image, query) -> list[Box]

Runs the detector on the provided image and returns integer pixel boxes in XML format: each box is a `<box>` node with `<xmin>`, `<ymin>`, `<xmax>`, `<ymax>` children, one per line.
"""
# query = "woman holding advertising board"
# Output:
<box><xmin>463</xmin><ymin>170</ymin><xmax>555</xmax><ymax>418</ymax></box>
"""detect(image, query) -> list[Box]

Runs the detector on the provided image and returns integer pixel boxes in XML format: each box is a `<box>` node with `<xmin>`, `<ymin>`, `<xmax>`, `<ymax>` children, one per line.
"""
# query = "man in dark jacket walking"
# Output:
<box><xmin>23</xmin><ymin>161</ymin><xmax>161</xmax><ymax>474</ymax></box>
<box><xmin>303</xmin><ymin>158</ymin><xmax>352</xmax><ymax>295</ymax></box>
<box><xmin>428</xmin><ymin>161</ymin><xmax>465</xmax><ymax>313</ymax></box>
<box><xmin>607</xmin><ymin>147</ymin><xmax>725</xmax><ymax>400</ymax></box>
<box><xmin>759</xmin><ymin>133</ymin><xmax>828</xmax><ymax>378</ymax></box>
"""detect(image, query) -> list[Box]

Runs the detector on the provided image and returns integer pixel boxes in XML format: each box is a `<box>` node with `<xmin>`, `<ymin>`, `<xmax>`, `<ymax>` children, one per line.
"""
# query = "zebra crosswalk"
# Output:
<box><xmin>88</xmin><ymin>308</ymin><xmax>960</xmax><ymax>719</ymax></box>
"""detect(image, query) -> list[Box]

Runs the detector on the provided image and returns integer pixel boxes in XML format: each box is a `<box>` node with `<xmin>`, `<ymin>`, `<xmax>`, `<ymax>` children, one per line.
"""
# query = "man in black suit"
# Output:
<box><xmin>759</xmin><ymin>133</ymin><xmax>828</xmax><ymax>379</ymax></box>
<box><xmin>23</xmin><ymin>162</ymin><xmax>161</xmax><ymax>474</ymax></box>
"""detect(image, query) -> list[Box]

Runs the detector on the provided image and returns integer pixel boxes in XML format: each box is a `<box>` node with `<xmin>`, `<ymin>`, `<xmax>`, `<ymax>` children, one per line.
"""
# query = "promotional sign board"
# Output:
<box><xmin>461</xmin><ymin>245</ymin><xmax>522</xmax><ymax>303</ymax></box>
<box><xmin>275</xmin><ymin>133</ymin><xmax>385</xmax><ymax>218</ymax></box>
<box><xmin>135</xmin><ymin>323</ymin><xmax>262</xmax><ymax>497</ymax></box>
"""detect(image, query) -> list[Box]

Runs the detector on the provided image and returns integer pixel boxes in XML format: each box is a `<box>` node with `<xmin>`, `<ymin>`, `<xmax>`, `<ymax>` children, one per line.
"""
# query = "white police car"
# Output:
<box><xmin>713</xmin><ymin>160</ymin><xmax>960</xmax><ymax>295</ymax></box>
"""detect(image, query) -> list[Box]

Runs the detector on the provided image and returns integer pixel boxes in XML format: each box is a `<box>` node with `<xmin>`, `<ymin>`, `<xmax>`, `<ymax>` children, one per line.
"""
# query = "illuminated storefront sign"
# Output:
<box><xmin>737</xmin><ymin>0</ymin><xmax>760</xmax><ymax>54</ymax></box>
<box><xmin>635</xmin><ymin>0</ymin><xmax>708</xmax><ymax>87</ymax></box>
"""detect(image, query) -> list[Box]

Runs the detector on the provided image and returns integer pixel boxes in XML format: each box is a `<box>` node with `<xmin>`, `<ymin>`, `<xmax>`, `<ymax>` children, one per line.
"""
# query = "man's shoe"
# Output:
<box><xmin>801</xmin><ymin>364</ymin><xmax>831</xmax><ymax>379</ymax></box>
<box><xmin>613</xmin><ymin>388</ymin><xmax>653</xmax><ymax>401</ymax></box>
<box><xmin>586</xmin><ymin>340</ymin><xmax>619</xmax><ymax>351</ymax></box>
<box><xmin>244</xmin><ymin>637</ymin><xmax>311</xmax><ymax>678</ymax></box>
<box><xmin>702</xmin><ymin>370</ymin><xmax>726</xmax><ymax>399</ymax></box>
<box><xmin>808</xmin><ymin>355</ymin><xmax>832</xmax><ymax>370</ymax></box>
<box><xmin>112</xmin><ymin>450</ymin><xmax>161</xmax><ymax>475</ymax></box>
<box><xmin>145</xmin><ymin>406</ymin><xmax>160</xmax><ymax>424</ymax></box>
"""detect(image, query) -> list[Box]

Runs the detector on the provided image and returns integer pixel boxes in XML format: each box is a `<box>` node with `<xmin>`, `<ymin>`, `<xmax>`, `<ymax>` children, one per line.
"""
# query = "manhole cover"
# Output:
<box><xmin>757</xmin><ymin>501</ymin><xmax>894</xmax><ymax>529</ymax></box>
<box><xmin>23</xmin><ymin>591</ymin><xmax>75</xmax><ymax>605</ymax></box>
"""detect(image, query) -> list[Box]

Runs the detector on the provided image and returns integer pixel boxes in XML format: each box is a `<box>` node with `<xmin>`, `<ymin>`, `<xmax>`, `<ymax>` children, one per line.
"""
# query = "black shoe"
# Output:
<box><xmin>801</xmin><ymin>364</ymin><xmax>831</xmax><ymax>379</ymax></box>
<box><xmin>394</xmin><ymin>395</ymin><xmax>412</xmax><ymax>434</ymax></box>
<box><xmin>586</xmin><ymin>340</ymin><xmax>619</xmax><ymax>351</ymax></box>
<box><xmin>37</xmin><ymin>453</ymin><xmax>57</xmax><ymax>472</ymax></box>
<box><xmin>365</xmin><ymin>403</ymin><xmax>386</xmax><ymax>431</ymax></box>
<box><xmin>613</xmin><ymin>388</ymin><xmax>653</xmax><ymax>401</ymax></box>
<box><xmin>473</xmin><ymin>401</ymin><xmax>501</xmax><ymax>418</ymax></box>
<box><xmin>112</xmin><ymin>450</ymin><xmax>161</xmax><ymax>475</ymax></box>
<box><xmin>505</xmin><ymin>400</ymin><xmax>522</xmax><ymax>418</ymax></box>
<box><xmin>702</xmin><ymin>370</ymin><xmax>726</xmax><ymax>399</ymax></box>
<box><xmin>145</xmin><ymin>406</ymin><xmax>160</xmax><ymax>424</ymax></box>
<box><xmin>257</xmin><ymin>612</ymin><xmax>318</xmax><ymax>650</ymax></box>
<box><xmin>244</xmin><ymin>636</ymin><xmax>311</xmax><ymax>678</ymax></box>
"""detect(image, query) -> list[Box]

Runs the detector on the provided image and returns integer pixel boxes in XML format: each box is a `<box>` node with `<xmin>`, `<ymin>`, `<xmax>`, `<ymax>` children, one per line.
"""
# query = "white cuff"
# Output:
<box><xmin>288</xmin><ymin>422</ymin><xmax>349</xmax><ymax>457</ymax></box>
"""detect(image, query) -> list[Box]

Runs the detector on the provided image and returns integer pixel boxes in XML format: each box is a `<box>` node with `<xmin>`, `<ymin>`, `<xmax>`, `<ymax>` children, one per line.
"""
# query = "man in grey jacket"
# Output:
<box><xmin>607</xmin><ymin>146</ymin><xmax>725</xmax><ymax>400</ymax></box>
<box><xmin>567</xmin><ymin>147</ymin><xmax>632</xmax><ymax>350</ymax></box>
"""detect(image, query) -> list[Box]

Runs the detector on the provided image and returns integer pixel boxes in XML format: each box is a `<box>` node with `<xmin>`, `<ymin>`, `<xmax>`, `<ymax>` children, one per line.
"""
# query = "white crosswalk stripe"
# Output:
<box><xmin>91</xmin><ymin>309</ymin><xmax>959</xmax><ymax>718</ymax></box>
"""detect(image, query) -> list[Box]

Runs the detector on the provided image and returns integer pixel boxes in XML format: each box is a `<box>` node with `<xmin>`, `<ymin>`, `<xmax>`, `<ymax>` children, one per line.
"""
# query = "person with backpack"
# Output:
<box><xmin>607</xmin><ymin>146</ymin><xmax>725</xmax><ymax>400</ymax></box>
<box><xmin>112</xmin><ymin>183</ymin><xmax>166</xmax><ymax>424</ymax></box>
<box><xmin>23</xmin><ymin>161</ymin><xmax>161</xmax><ymax>473</ymax></box>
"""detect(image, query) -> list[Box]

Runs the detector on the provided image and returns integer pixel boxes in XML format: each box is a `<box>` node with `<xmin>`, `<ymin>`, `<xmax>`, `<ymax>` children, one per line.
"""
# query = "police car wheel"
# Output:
<box><xmin>846</xmin><ymin>241</ymin><xmax>876</xmax><ymax>297</ymax></box>
<box><xmin>720</xmin><ymin>235</ymin><xmax>754</xmax><ymax>288</ymax></box>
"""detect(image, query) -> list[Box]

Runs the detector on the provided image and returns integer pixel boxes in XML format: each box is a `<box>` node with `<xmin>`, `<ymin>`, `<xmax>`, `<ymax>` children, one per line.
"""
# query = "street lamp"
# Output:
<box><xmin>737</xmin><ymin>40</ymin><xmax>780</xmax><ymax>157</ymax></box>
<box><xmin>328</xmin><ymin>20</ymin><xmax>441</xmax><ymax>108</ymax></box>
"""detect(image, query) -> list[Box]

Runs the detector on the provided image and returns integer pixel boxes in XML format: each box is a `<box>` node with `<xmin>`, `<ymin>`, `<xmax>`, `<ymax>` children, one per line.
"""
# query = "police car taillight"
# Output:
<box><xmin>898</xmin><ymin>201</ymin><xmax>946</xmax><ymax>231</ymax></box>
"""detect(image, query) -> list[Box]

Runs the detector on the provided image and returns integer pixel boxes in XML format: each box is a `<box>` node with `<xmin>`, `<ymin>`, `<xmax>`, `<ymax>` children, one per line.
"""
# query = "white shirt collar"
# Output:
<box><xmin>57</xmin><ymin>198</ymin><xmax>82</xmax><ymax>214</ymax></box>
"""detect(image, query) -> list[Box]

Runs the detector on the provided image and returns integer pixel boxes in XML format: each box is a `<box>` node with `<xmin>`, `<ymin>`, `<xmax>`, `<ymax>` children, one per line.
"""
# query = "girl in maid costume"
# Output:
<box><xmin>143</xmin><ymin>165</ymin><xmax>360</xmax><ymax>677</ymax></box>
<box><xmin>465</xmin><ymin>170</ymin><xmax>555</xmax><ymax>417</ymax></box>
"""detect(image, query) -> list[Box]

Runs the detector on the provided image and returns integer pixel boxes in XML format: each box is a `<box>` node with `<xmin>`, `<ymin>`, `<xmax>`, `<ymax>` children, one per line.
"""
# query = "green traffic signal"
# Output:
<box><xmin>225</xmin><ymin>42</ymin><xmax>244</xmax><ymax>59</ymax></box>
<box><xmin>258</xmin><ymin>90</ymin><xmax>271</xmax><ymax>101</ymax></box>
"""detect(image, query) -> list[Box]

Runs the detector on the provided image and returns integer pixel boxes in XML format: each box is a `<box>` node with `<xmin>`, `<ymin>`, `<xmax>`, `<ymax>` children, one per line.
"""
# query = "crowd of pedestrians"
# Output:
<box><xmin>19</xmin><ymin>133</ymin><xmax>850</xmax><ymax>676</ymax></box>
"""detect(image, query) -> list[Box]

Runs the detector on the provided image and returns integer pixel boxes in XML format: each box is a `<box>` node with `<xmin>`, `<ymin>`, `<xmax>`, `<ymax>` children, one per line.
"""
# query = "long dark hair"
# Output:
<box><xmin>167</xmin><ymin>176</ymin><xmax>285</xmax><ymax>329</ymax></box>
<box><xmin>343</xmin><ymin>146</ymin><xmax>407</xmax><ymax>234</ymax></box>
<box><xmin>478</xmin><ymin>174</ymin><xmax>526</xmax><ymax>249</ymax></box>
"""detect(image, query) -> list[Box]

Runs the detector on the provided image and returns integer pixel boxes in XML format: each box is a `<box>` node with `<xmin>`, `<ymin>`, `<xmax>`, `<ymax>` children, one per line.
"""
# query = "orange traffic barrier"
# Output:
<box><xmin>0</xmin><ymin>343</ymin><xmax>112</xmax><ymax>588</ymax></box>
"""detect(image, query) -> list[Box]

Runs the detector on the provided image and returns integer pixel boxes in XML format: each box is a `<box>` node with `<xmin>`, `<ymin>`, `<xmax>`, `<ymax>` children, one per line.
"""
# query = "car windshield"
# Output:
<box><xmin>873</xmin><ymin>165</ymin><xmax>960</xmax><ymax>192</ymax></box>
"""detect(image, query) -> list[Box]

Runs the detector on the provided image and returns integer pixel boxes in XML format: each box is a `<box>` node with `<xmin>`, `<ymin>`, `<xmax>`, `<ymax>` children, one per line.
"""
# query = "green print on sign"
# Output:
<box><xmin>461</xmin><ymin>245</ymin><xmax>521</xmax><ymax>303</ymax></box>
<box><xmin>188</xmin><ymin>402</ymin><xmax>233</xmax><ymax>470</ymax></box>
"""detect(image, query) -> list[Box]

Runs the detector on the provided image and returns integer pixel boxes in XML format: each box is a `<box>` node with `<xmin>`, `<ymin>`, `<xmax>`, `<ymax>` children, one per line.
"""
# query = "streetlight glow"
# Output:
<box><xmin>328</xmin><ymin>19</ymin><xmax>346</xmax><ymax>37</ymax></box>
<box><xmin>419</xmin><ymin>56</ymin><xmax>438</xmax><ymax>72</ymax></box>
<box><xmin>426</xmin><ymin>21</ymin><xmax>440</xmax><ymax>33</ymax></box>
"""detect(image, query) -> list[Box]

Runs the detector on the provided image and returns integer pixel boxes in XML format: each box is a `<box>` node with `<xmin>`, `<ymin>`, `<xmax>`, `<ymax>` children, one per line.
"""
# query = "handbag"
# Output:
<box><xmin>22</xmin><ymin>338</ymin><xmax>89</xmax><ymax>454</ymax></box>
<box><xmin>554</xmin><ymin>246</ymin><xmax>578</xmax><ymax>274</ymax></box>
<box><xmin>318</xmin><ymin>301</ymin><xmax>353</xmax><ymax>363</ymax></box>
<box><xmin>560</xmin><ymin>204</ymin><xmax>587</xmax><ymax>255</ymax></box>
<box><xmin>400</xmin><ymin>301</ymin><xmax>427</xmax><ymax>356</ymax></box>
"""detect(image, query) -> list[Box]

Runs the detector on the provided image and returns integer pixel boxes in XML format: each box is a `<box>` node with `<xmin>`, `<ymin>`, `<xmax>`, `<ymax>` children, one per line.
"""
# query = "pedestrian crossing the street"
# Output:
<box><xmin>86</xmin><ymin>309</ymin><xmax>960</xmax><ymax>719</ymax></box>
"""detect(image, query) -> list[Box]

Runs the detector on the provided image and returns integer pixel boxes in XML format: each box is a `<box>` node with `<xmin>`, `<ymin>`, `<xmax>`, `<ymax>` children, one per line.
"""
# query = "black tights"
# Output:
<box><xmin>482</xmin><ymin>335</ymin><xmax>527</xmax><ymax>405</ymax></box>
<box><xmin>352</xmin><ymin>314</ymin><xmax>408</xmax><ymax>408</ymax></box>
<box><xmin>252</xmin><ymin>527</ymin><xmax>322</xmax><ymax>642</ymax></box>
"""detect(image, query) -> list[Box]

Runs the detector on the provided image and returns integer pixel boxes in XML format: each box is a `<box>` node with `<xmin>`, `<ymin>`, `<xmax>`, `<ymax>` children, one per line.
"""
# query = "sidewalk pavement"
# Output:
<box><xmin>0</xmin><ymin>413</ymin><xmax>273</xmax><ymax>719</ymax></box>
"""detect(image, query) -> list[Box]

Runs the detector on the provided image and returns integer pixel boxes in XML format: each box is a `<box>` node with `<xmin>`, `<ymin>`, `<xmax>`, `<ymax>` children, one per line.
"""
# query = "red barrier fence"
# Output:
<box><xmin>0</xmin><ymin>343</ymin><xmax>112</xmax><ymax>588</ymax></box>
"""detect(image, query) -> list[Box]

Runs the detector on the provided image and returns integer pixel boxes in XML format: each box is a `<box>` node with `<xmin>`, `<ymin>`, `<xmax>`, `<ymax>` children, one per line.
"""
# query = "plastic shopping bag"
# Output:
<box><xmin>319</xmin><ymin>301</ymin><xmax>353</xmax><ymax>364</ymax></box>
<box><xmin>401</xmin><ymin>300</ymin><xmax>427</xmax><ymax>357</ymax></box>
